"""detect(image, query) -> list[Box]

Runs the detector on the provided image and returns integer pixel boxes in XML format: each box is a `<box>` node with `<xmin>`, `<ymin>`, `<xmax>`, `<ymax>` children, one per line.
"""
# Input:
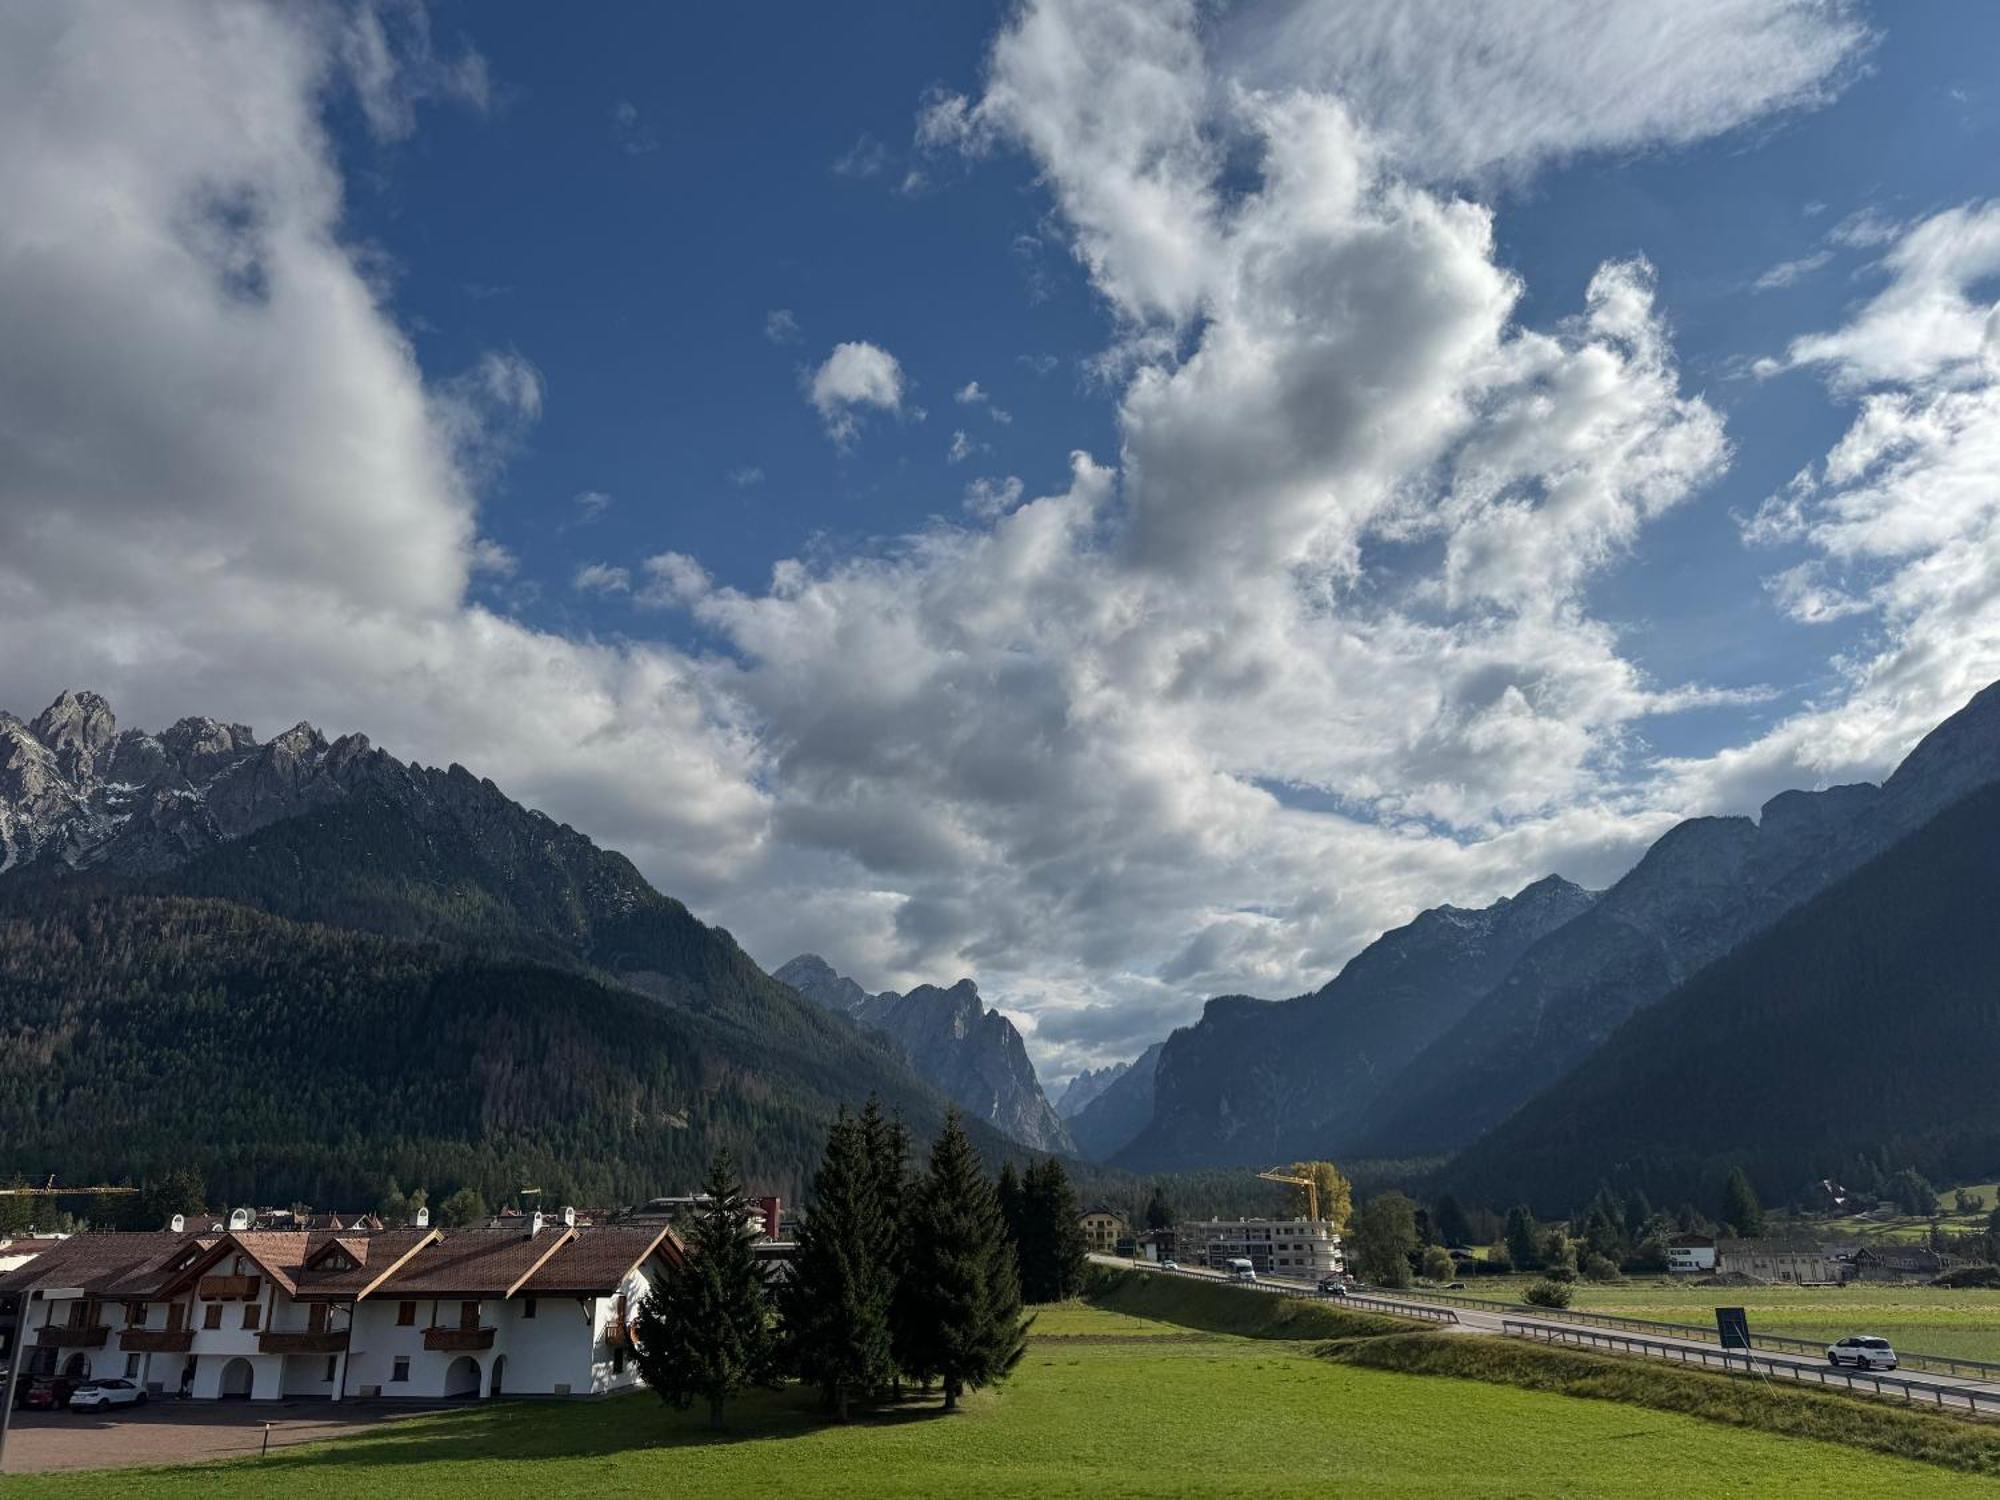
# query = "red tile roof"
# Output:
<box><xmin>0</xmin><ymin>1232</ymin><xmax>207</xmax><ymax>1297</ymax></box>
<box><xmin>377</xmin><ymin>1227</ymin><xmax>574</xmax><ymax>1298</ymax></box>
<box><xmin>517</xmin><ymin>1227</ymin><xmax>682</xmax><ymax>1297</ymax></box>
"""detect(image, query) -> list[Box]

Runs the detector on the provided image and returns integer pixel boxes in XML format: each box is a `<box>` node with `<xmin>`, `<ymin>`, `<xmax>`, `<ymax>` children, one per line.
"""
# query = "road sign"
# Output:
<box><xmin>1716</xmin><ymin>1306</ymin><xmax>1751</xmax><ymax>1350</ymax></box>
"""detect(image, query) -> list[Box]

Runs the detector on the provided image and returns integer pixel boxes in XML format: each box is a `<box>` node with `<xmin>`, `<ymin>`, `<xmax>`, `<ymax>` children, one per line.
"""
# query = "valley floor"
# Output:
<box><xmin>8</xmin><ymin>1301</ymin><xmax>1994</xmax><ymax>1497</ymax></box>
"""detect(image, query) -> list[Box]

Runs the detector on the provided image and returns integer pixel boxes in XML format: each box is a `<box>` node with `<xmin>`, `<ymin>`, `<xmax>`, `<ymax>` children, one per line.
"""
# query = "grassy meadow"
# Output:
<box><xmin>12</xmin><ymin>1275</ymin><xmax>2000</xmax><ymax>1498</ymax></box>
<box><xmin>1459</xmin><ymin>1273</ymin><xmax>2000</xmax><ymax>1362</ymax></box>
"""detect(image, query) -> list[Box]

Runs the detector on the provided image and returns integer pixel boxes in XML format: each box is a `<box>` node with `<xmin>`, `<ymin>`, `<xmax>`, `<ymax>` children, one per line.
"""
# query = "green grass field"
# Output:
<box><xmin>11</xmin><ymin>1292</ymin><xmax>1999</xmax><ymax>1497</ymax></box>
<box><xmin>1462</xmin><ymin>1273</ymin><xmax>2000</xmax><ymax>1362</ymax></box>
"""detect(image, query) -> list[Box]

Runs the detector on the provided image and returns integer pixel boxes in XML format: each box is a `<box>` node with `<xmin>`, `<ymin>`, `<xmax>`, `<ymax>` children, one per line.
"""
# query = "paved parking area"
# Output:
<box><xmin>2</xmin><ymin>1399</ymin><xmax>464</xmax><ymax>1474</ymax></box>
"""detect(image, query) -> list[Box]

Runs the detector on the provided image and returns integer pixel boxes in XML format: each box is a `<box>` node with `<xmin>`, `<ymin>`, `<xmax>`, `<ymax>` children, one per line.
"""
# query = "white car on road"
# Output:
<box><xmin>68</xmin><ymin>1378</ymin><xmax>147</xmax><ymax>1411</ymax></box>
<box><xmin>1826</xmin><ymin>1336</ymin><xmax>1898</xmax><ymax>1371</ymax></box>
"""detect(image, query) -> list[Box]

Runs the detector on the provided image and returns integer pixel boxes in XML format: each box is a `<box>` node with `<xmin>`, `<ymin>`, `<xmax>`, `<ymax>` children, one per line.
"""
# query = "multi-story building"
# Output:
<box><xmin>1175</xmin><ymin>1217</ymin><xmax>1342</xmax><ymax>1279</ymax></box>
<box><xmin>0</xmin><ymin>1214</ymin><xmax>679</xmax><ymax>1402</ymax></box>
<box><xmin>1665</xmin><ymin>1234</ymin><xmax>1716</xmax><ymax>1274</ymax></box>
<box><xmin>1077</xmin><ymin>1208</ymin><xmax>1129</xmax><ymax>1255</ymax></box>
<box><xmin>1712</xmin><ymin>1238</ymin><xmax>1845</xmax><ymax>1284</ymax></box>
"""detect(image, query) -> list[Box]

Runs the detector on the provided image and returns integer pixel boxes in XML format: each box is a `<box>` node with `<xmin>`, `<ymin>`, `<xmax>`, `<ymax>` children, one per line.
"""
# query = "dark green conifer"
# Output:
<box><xmin>782</xmin><ymin>1112</ymin><xmax>894</xmax><ymax>1420</ymax></box>
<box><xmin>1020</xmin><ymin>1158</ymin><xmax>1088</xmax><ymax>1303</ymax></box>
<box><xmin>901</xmin><ymin>1112</ymin><xmax>1027</xmax><ymax>1410</ymax></box>
<box><xmin>633</xmin><ymin>1151</ymin><xmax>776</xmax><ymax>1429</ymax></box>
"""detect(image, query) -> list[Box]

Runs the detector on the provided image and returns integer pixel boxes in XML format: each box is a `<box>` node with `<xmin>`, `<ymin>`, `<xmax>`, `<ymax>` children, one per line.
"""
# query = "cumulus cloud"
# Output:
<box><xmin>807</xmin><ymin>340</ymin><xmax>905</xmax><ymax>444</ymax></box>
<box><xmin>0</xmin><ymin>0</ymin><xmax>1892</xmax><ymax>1079</ymax></box>
<box><xmin>955</xmin><ymin>380</ymin><xmax>1012</xmax><ymax>423</ymax></box>
<box><xmin>1685</xmin><ymin>202</ymin><xmax>2000</xmax><ymax>811</ymax></box>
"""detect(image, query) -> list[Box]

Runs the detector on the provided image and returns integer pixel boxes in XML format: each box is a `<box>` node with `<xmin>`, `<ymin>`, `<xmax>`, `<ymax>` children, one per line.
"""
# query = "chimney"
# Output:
<box><xmin>228</xmin><ymin>1207</ymin><xmax>253</xmax><ymax>1231</ymax></box>
<box><xmin>527</xmin><ymin>1210</ymin><xmax>544</xmax><ymax>1237</ymax></box>
<box><xmin>169</xmin><ymin>1213</ymin><xmax>185</xmax><ymax>1233</ymax></box>
<box><xmin>562</xmin><ymin>1206</ymin><xmax>576</xmax><ymax>1228</ymax></box>
<box><xmin>414</xmin><ymin>1206</ymin><xmax>430</xmax><ymax>1229</ymax></box>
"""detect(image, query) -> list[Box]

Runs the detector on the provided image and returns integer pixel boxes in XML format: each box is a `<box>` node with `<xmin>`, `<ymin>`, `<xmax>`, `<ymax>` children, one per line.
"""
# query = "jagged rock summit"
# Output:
<box><xmin>776</xmin><ymin>953</ymin><xmax>1075</xmax><ymax>1155</ymax></box>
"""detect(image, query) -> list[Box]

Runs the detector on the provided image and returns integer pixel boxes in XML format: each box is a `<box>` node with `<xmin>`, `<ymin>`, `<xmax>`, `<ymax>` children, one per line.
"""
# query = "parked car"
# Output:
<box><xmin>1159</xmin><ymin>1259</ymin><xmax>1179</xmax><ymax>1271</ymax></box>
<box><xmin>1316</xmin><ymin>1276</ymin><xmax>1346</xmax><ymax>1295</ymax></box>
<box><xmin>20</xmin><ymin>1376</ymin><xmax>78</xmax><ymax>1411</ymax></box>
<box><xmin>69</xmin><ymin>1378</ymin><xmax>147</xmax><ymax>1412</ymax></box>
<box><xmin>1826</xmin><ymin>1336</ymin><xmax>1898</xmax><ymax>1371</ymax></box>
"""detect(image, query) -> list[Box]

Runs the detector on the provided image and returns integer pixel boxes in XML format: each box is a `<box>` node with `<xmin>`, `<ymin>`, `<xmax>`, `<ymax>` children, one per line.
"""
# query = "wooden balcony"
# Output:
<box><xmin>260</xmin><ymin>1329</ymin><xmax>350</xmax><ymax>1355</ymax></box>
<box><xmin>604</xmin><ymin>1318</ymin><xmax>635</xmax><ymax>1349</ymax></box>
<box><xmin>198</xmin><ymin>1274</ymin><xmax>262</xmax><ymax>1300</ymax></box>
<box><xmin>423</xmin><ymin>1325</ymin><xmax>495</xmax><ymax>1352</ymax></box>
<box><xmin>120</xmin><ymin>1328</ymin><xmax>196</xmax><ymax>1354</ymax></box>
<box><xmin>36</xmin><ymin>1325</ymin><xmax>109</xmax><ymax>1349</ymax></box>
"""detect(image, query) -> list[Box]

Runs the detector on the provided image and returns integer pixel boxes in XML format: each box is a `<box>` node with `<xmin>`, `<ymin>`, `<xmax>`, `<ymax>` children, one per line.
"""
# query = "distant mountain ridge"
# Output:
<box><xmin>0</xmin><ymin>690</ymin><xmax>1014</xmax><ymax>1204</ymax></box>
<box><xmin>1055</xmin><ymin>1061</ymin><xmax>1130</xmax><ymax>1118</ymax></box>
<box><xmin>774</xmin><ymin>954</ymin><xmax>1074</xmax><ymax>1154</ymax></box>
<box><xmin>1067</xmin><ymin>1042</ymin><xmax>1165</xmax><ymax>1161</ymax></box>
<box><xmin>1448</xmin><ymin>775</ymin><xmax>2000</xmax><ymax>1211</ymax></box>
<box><xmin>1115</xmin><ymin>874</ymin><xmax>1597</xmax><ymax>1171</ymax></box>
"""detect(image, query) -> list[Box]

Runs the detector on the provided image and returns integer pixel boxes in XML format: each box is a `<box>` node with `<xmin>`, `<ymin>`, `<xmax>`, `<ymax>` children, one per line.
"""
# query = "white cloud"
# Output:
<box><xmin>728</xmin><ymin>465</ymin><xmax>765</xmax><ymax>488</ymax></box>
<box><xmin>1687</xmin><ymin>202</ymin><xmax>2000</xmax><ymax>812</ymax></box>
<box><xmin>339</xmin><ymin>0</ymin><xmax>490</xmax><ymax>144</ymax></box>
<box><xmin>1218</xmin><ymin>0</ymin><xmax>1871</xmax><ymax>184</ymax></box>
<box><xmin>832</xmin><ymin>133</ymin><xmax>890</xmax><ymax>179</ymax></box>
<box><xmin>763</xmin><ymin>308</ymin><xmax>799</xmax><ymax>344</ymax></box>
<box><xmin>807</xmin><ymin>341</ymin><xmax>905</xmax><ymax>444</ymax></box>
<box><xmin>963</xmin><ymin>475</ymin><xmax>1025</xmax><ymax>519</ymax></box>
<box><xmin>947</xmin><ymin>429</ymin><xmax>976</xmax><ymax>464</ymax></box>
<box><xmin>574</xmin><ymin>562</ymin><xmax>631</xmax><ymax>595</ymax></box>
<box><xmin>1753</xmin><ymin>249</ymin><xmax>1832</xmax><ymax>291</ymax></box>
<box><xmin>572</xmin><ymin>489</ymin><xmax>613</xmax><ymax>522</ymax></box>
<box><xmin>0</xmin><ymin>0</ymin><xmax>1903</xmax><ymax>1079</ymax></box>
<box><xmin>955</xmin><ymin>379</ymin><xmax>1012</xmax><ymax>423</ymax></box>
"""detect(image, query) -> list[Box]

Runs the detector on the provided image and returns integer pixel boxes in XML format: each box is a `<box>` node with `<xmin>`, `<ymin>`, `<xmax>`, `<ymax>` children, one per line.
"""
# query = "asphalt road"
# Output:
<box><xmin>1091</xmin><ymin>1255</ymin><xmax>2000</xmax><ymax>1417</ymax></box>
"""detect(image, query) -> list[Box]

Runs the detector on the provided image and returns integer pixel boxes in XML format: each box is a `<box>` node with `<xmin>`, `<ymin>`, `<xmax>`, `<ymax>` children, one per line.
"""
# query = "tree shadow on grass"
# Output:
<box><xmin>255</xmin><ymin>1386</ymin><xmax>961</xmax><ymax>1473</ymax></box>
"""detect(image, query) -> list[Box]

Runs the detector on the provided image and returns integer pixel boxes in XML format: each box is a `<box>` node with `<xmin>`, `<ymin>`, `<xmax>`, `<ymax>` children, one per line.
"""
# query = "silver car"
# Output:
<box><xmin>69</xmin><ymin>1378</ymin><xmax>147</xmax><ymax>1411</ymax></box>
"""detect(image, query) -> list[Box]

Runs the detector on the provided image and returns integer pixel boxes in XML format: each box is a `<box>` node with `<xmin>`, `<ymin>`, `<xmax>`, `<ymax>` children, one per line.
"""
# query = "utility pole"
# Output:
<box><xmin>0</xmin><ymin>1289</ymin><xmax>33</xmax><ymax>1474</ymax></box>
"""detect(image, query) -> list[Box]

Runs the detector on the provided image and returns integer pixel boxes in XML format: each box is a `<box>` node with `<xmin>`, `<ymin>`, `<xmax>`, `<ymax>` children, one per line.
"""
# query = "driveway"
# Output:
<box><xmin>2</xmin><ymin>1399</ymin><xmax>468</xmax><ymax>1474</ymax></box>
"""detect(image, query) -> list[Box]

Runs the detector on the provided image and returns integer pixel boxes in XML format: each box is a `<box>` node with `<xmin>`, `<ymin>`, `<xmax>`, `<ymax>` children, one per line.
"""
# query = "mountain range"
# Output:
<box><xmin>1084</xmin><ymin>681</ymin><xmax>2000</xmax><ymax>1208</ymax></box>
<box><xmin>0</xmin><ymin>691</ymin><xmax>1017</xmax><ymax>1206</ymax></box>
<box><xmin>774</xmin><ymin>954</ymin><xmax>1074</xmax><ymax>1153</ymax></box>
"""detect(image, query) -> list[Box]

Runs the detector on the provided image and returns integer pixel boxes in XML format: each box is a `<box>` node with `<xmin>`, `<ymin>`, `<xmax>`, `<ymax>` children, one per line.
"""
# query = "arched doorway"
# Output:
<box><xmin>60</xmin><ymin>1353</ymin><xmax>92</xmax><ymax>1381</ymax></box>
<box><xmin>444</xmin><ymin>1356</ymin><xmax>481</xmax><ymax>1399</ymax></box>
<box><xmin>489</xmin><ymin>1355</ymin><xmax>506</xmax><ymax>1398</ymax></box>
<box><xmin>220</xmin><ymin>1358</ymin><xmax>255</xmax><ymax>1399</ymax></box>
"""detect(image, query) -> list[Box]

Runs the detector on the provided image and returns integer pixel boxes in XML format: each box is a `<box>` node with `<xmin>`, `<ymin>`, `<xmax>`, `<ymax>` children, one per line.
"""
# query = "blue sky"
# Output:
<box><xmin>5</xmin><ymin>1</ymin><xmax>2000</xmax><ymax>1076</ymax></box>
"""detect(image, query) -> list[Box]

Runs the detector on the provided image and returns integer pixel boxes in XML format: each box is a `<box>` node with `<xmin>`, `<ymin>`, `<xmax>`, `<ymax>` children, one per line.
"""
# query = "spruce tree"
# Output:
<box><xmin>1020</xmin><ymin>1158</ymin><xmax>1088</xmax><ymax>1303</ymax></box>
<box><xmin>902</xmin><ymin>1112</ymin><xmax>1028</xmax><ymax>1410</ymax></box>
<box><xmin>1432</xmin><ymin>1194</ymin><xmax>1473</xmax><ymax>1248</ymax></box>
<box><xmin>782</xmin><ymin>1112</ymin><xmax>894</xmax><ymax>1420</ymax></box>
<box><xmin>1505</xmin><ymin>1205</ymin><xmax>1542</xmax><ymax>1270</ymax></box>
<box><xmin>859</xmin><ymin>1097</ymin><xmax>915</xmax><ymax>1389</ymax></box>
<box><xmin>997</xmin><ymin>1161</ymin><xmax>1026</xmax><ymax>1252</ymax></box>
<box><xmin>1144</xmin><ymin>1186</ymin><xmax>1174</xmax><ymax>1231</ymax></box>
<box><xmin>1721</xmin><ymin>1167</ymin><xmax>1764</xmax><ymax>1238</ymax></box>
<box><xmin>634</xmin><ymin>1151</ymin><xmax>777</xmax><ymax>1429</ymax></box>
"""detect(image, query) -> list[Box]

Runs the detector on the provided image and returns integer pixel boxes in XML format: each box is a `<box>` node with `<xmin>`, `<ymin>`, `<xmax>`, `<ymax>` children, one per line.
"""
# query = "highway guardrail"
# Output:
<box><xmin>1501</xmin><ymin>1319</ymin><xmax>2000</xmax><ymax>1414</ymax></box>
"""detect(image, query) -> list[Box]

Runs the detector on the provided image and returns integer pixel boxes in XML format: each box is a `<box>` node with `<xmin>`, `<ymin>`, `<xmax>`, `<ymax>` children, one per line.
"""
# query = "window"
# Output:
<box><xmin>396</xmin><ymin>1301</ymin><xmax>416</xmax><ymax>1327</ymax></box>
<box><xmin>324</xmin><ymin>1356</ymin><xmax>339</xmax><ymax>1383</ymax></box>
<box><xmin>203</xmin><ymin>1305</ymin><xmax>223</xmax><ymax>1330</ymax></box>
<box><xmin>125</xmin><ymin>1354</ymin><xmax>141</xmax><ymax>1379</ymax></box>
<box><xmin>392</xmin><ymin>1357</ymin><xmax>410</xmax><ymax>1383</ymax></box>
<box><xmin>307</xmin><ymin>1303</ymin><xmax>328</xmax><ymax>1333</ymax></box>
<box><xmin>612</xmin><ymin>1344</ymin><xmax>626</xmax><ymax>1376</ymax></box>
<box><xmin>166</xmin><ymin>1303</ymin><xmax>186</xmax><ymax>1332</ymax></box>
<box><xmin>459</xmin><ymin>1301</ymin><xmax>480</xmax><ymax>1329</ymax></box>
<box><xmin>125</xmin><ymin>1301</ymin><xmax>147</xmax><ymax>1325</ymax></box>
<box><xmin>242</xmin><ymin>1304</ymin><xmax>261</xmax><ymax>1331</ymax></box>
<box><xmin>521</xmin><ymin>1298</ymin><xmax>537</xmax><ymax>1320</ymax></box>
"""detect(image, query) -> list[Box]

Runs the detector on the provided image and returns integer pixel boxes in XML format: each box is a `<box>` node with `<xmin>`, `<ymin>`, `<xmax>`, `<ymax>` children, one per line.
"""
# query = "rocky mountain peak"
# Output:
<box><xmin>31</xmin><ymin>690</ymin><xmax>118</xmax><ymax>764</ymax></box>
<box><xmin>774</xmin><ymin>954</ymin><xmax>1073</xmax><ymax>1155</ymax></box>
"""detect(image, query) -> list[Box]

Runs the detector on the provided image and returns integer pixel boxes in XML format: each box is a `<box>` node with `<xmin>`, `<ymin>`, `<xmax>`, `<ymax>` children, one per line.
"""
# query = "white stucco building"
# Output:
<box><xmin>1175</xmin><ymin>1217</ymin><xmax>1344</xmax><ymax>1278</ymax></box>
<box><xmin>1</xmin><ymin>1217</ymin><xmax>679</xmax><ymax>1402</ymax></box>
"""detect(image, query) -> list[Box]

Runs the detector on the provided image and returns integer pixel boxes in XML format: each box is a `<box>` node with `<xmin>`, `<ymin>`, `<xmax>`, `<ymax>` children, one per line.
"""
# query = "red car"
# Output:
<box><xmin>20</xmin><ymin>1376</ymin><xmax>78</xmax><ymax>1410</ymax></box>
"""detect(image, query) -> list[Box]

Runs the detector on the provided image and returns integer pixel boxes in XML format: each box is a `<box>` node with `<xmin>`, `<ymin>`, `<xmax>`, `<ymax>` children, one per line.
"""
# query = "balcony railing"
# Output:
<box><xmin>120</xmin><ymin>1328</ymin><xmax>196</xmax><ymax>1353</ymax></box>
<box><xmin>198</xmin><ymin>1274</ymin><xmax>262</xmax><ymax>1300</ymax></box>
<box><xmin>36</xmin><ymin>1325</ymin><xmax>109</xmax><ymax>1349</ymax></box>
<box><xmin>423</xmin><ymin>1326</ymin><xmax>496</xmax><ymax>1352</ymax></box>
<box><xmin>604</xmin><ymin>1318</ymin><xmax>635</xmax><ymax>1348</ymax></box>
<box><xmin>260</xmin><ymin>1329</ymin><xmax>351</xmax><ymax>1355</ymax></box>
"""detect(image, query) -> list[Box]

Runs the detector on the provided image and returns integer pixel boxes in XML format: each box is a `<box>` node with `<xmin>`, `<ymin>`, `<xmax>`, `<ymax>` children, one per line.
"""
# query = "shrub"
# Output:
<box><xmin>1582</xmin><ymin>1253</ymin><xmax>1622</xmax><ymax>1283</ymax></box>
<box><xmin>1523</xmin><ymin>1278</ymin><xmax>1573</xmax><ymax>1309</ymax></box>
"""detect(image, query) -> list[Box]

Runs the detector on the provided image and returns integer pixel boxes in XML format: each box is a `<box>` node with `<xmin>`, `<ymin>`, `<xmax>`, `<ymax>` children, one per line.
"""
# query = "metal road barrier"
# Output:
<box><xmin>1365</xmin><ymin>1286</ymin><xmax>2000</xmax><ymax>1382</ymax></box>
<box><xmin>1501</xmin><ymin>1320</ymin><xmax>2000</xmax><ymax>1415</ymax></box>
<box><xmin>1142</xmin><ymin>1262</ymin><xmax>1458</xmax><ymax>1325</ymax></box>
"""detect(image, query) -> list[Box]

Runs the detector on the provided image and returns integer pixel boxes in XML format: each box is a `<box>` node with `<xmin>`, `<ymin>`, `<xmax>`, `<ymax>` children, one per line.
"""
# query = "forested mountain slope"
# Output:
<box><xmin>1446</xmin><ymin>779</ymin><xmax>2000</xmax><ymax>1212</ymax></box>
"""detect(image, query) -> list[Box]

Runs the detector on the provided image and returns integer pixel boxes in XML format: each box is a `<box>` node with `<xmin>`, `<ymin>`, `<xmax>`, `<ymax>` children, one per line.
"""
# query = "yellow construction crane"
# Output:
<box><xmin>1257</xmin><ymin>1167</ymin><xmax>1319</xmax><ymax>1222</ymax></box>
